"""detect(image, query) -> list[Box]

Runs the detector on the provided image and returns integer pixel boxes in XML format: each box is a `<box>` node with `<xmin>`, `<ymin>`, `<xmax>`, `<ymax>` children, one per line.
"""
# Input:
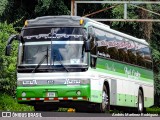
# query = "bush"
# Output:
<box><xmin>146</xmin><ymin>107</ymin><xmax>160</xmax><ymax>114</ymax></box>
<box><xmin>0</xmin><ymin>22</ymin><xmax>18</xmax><ymax>96</ymax></box>
<box><xmin>0</xmin><ymin>93</ymin><xmax>34</xmax><ymax>111</ymax></box>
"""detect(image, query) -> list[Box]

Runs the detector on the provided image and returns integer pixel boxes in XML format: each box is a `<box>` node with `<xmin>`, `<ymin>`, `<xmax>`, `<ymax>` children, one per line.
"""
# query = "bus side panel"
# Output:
<box><xmin>143</xmin><ymin>85</ymin><xmax>154</xmax><ymax>107</ymax></box>
<box><xmin>89</xmin><ymin>74</ymin><xmax>104</xmax><ymax>103</ymax></box>
<box><xmin>110</xmin><ymin>79</ymin><xmax>117</xmax><ymax>106</ymax></box>
<box><xmin>116</xmin><ymin>79</ymin><xmax>136</xmax><ymax>107</ymax></box>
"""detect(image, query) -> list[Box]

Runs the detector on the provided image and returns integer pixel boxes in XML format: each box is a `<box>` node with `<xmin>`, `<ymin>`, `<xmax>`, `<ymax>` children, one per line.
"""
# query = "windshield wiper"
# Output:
<box><xmin>53</xmin><ymin>53</ymin><xmax>69</xmax><ymax>72</ymax></box>
<box><xmin>32</xmin><ymin>46</ymin><xmax>49</xmax><ymax>73</ymax></box>
<box><xmin>32</xmin><ymin>55</ymin><xmax>48</xmax><ymax>73</ymax></box>
<box><xmin>58</xmin><ymin>59</ymin><xmax>69</xmax><ymax>72</ymax></box>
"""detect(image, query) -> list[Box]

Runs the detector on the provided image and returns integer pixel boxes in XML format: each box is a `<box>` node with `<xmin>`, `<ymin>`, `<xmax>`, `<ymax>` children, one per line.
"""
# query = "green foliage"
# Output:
<box><xmin>58</xmin><ymin>108</ymin><xmax>68</xmax><ymax>112</ymax></box>
<box><xmin>107</xmin><ymin>4</ymin><xmax>140</xmax><ymax>38</ymax></box>
<box><xmin>151</xmin><ymin>22</ymin><xmax>160</xmax><ymax>106</ymax></box>
<box><xmin>152</xmin><ymin>49</ymin><xmax>160</xmax><ymax>65</ymax></box>
<box><xmin>0</xmin><ymin>0</ymin><xmax>8</xmax><ymax>16</ymax></box>
<box><xmin>111</xmin><ymin>4</ymin><xmax>139</xmax><ymax>27</ymax></box>
<box><xmin>146</xmin><ymin>107</ymin><xmax>160</xmax><ymax>114</ymax></box>
<box><xmin>0</xmin><ymin>22</ymin><xmax>18</xmax><ymax>96</ymax></box>
<box><xmin>0</xmin><ymin>93</ymin><xmax>34</xmax><ymax>111</ymax></box>
<box><xmin>0</xmin><ymin>0</ymin><xmax>70</xmax><ymax>26</ymax></box>
<box><xmin>35</xmin><ymin>0</ymin><xmax>70</xmax><ymax>16</ymax></box>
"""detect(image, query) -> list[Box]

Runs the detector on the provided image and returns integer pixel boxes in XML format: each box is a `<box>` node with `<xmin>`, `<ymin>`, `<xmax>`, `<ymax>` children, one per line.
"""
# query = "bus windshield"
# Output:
<box><xmin>18</xmin><ymin>27</ymin><xmax>88</xmax><ymax>72</ymax></box>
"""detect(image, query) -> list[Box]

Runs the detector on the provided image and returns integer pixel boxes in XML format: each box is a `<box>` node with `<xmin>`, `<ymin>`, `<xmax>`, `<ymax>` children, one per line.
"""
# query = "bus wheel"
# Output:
<box><xmin>138</xmin><ymin>90</ymin><xmax>144</xmax><ymax>113</ymax></box>
<box><xmin>96</xmin><ymin>85</ymin><xmax>109</xmax><ymax>113</ymax></box>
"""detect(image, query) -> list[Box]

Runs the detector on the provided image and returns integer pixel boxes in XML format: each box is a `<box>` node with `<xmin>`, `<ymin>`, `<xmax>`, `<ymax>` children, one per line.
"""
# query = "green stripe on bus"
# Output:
<box><xmin>91</xmin><ymin>68</ymin><xmax>153</xmax><ymax>83</ymax></box>
<box><xmin>89</xmin><ymin>58</ymin><xmax>153</xmax><ymax>83</ymax></box>
<box><xmin>97</xmin><ymin>58</ymin><xmax>153</xmax><ymax>79</ymax></box>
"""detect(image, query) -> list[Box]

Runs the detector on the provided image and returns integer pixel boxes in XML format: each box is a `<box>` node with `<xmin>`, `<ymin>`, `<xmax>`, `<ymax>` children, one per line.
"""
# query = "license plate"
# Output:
<box><xmin>47</xmin><ymin>92</ymin><xmax>56</xmax><ymax>97</ymax></box>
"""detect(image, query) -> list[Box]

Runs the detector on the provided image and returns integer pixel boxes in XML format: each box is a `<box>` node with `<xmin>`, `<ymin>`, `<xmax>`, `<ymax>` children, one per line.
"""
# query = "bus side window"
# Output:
<box><xmin>136</xmin><ymin>45</ymin><xmax>151</xmax><ymax>68</ymax></box>
<box><xmin>108</xmin><ymin>47</ymin><xmax>119</xmax><ymax>60</ymax></box>
<box><xmin>118</xmin><ymin>48</ymin><xmax>128</xmax><ymax>62</ymax></box>
<box><xmin>143</xmin><ymin>47</ymin><xmax>152</xmax><ymax>69</ymax></box>
<box><xmin>127</xmin><ymin>49</ymin><xmax>137</xmax><ymax>65</ymax></box>
<box><xmin>136</xmin><ymin>50</ymin><xmax>145</xmax><ymax>67</ymax></box>
<box><xmin>97</xmin><ymin>46</ymin><xmax>110</xmax><ymax>58</ymax></box>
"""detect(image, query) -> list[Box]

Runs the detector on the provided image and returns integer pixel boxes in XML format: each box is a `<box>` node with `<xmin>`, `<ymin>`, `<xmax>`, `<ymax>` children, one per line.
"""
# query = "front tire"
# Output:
<box><xmin>95</xmin><ymin>85</ymin><xmax>110</xmax><ymax>113</ymax></box>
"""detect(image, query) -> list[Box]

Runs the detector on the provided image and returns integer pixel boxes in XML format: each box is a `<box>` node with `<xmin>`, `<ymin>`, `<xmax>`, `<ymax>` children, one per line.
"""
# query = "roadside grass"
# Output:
<box><xmin>58</xmin><ymin>108</ymin><xmax>69</xmax><ymax>112</ymax></box>
<box><xmin>146</xmin><ymin>107</ymin><xmax>160</xmax><ymax>114</ymax></box>
<box><xmin>0</xmin><ymin>93</ymin><xmax>34</xmax><ymax>111</ymax></box>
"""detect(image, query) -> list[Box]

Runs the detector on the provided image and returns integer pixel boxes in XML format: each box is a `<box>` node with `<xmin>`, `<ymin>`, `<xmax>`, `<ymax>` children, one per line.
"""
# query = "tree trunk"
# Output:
<box><xmin>139</xmin><ymin>3</ymin><xmax>153</xmax><ymax>43</ymax></box>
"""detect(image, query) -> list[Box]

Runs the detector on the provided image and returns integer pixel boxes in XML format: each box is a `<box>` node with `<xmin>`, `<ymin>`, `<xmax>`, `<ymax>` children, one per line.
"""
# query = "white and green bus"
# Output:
<box><xmin>5</xmin><ymin>16</ymin><xmax>154</xmax><ymax>113</ymax></box>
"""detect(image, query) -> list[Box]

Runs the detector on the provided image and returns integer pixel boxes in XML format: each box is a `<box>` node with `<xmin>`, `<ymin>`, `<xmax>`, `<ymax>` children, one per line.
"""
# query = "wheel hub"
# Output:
<box><xmin>102</xmin><ymin>91</ymin><xmax>108</xmax><ymax>109</ymax></box>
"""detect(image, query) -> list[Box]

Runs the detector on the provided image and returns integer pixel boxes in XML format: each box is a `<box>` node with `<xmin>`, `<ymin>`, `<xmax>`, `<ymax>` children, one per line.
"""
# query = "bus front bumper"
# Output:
<box><xmin>16</xmin><ymin>84</ymin><xmax>90</xmax><ymax>104</ymax></box>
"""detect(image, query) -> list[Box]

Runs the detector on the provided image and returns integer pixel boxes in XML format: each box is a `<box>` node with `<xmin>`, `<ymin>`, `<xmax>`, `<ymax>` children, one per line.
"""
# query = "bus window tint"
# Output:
<box><xmin>127</xmin><ymin>49</ymin><xmax>137</xmax><ymax>65</ymax></box>
<box><xmin>136</xmin><ymin>45</ymin><xmax>144</xmax><ymax>67</ymax></box>
<box><xmin>92</xmin><ymin>27</ymin><xmax>152</xmax><ymax>69</ymax></box>
<box><xmin>108</xmin><ymin>47</ymin><xmax>119</xmax><ymax>60</ymax></box>
<box><xmin>95</xmin><ymin>28</ymin><xmax>110</xmax><ymax>59</ymax></box>
<box><xmin>118</xmin><ymin>48</ymin><xmax>128</xmax><ymax>62</ymax></box>
<box><xmin>106</xmin><ymin>34</ymin><xmax>119</xmax><ymax>61</ymax></box>
<box><xmin>144</xmin><ymin>48</ymin><xmax>152</xmax><ymax>69</ymax></box>
<box><xmin>98</xmin><ymin>46</ymin><xmax>109</xmax><ymax>58</ymax></box>
<box><xmin>23</xmin><ymin>28</ymin><xmax>51</xmax><ymax>36</ymax></box>
<box><xmin>137</xmin><ymin>46</ymin><xmax>152</xmax><ymax>69</ymax></box>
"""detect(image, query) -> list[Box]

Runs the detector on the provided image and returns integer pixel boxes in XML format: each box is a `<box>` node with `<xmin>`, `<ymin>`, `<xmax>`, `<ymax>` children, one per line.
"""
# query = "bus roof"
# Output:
<box><xmin>24</xmin><ymin>16</ymin><xmax>83</xmax><ymax>27</ymax></box>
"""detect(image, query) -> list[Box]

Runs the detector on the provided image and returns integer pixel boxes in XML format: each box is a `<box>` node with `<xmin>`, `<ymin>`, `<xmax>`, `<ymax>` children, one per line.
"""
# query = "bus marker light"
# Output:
<box><xmin>24</xmin><ymin>20</ymin><xmax>28</xmax><ymax>27</ymax></box>
<box><xmin>80</xmin><ymin>19</ymin><xmax>84</xmax><ymax>25</ymax></box>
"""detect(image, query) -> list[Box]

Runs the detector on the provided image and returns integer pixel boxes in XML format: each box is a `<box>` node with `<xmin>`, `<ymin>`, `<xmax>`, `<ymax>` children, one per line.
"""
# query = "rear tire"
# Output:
<box><xmin>138</xmin><ymin>90</ymin><xmax>144</xmax><ymax>113</ymax></box>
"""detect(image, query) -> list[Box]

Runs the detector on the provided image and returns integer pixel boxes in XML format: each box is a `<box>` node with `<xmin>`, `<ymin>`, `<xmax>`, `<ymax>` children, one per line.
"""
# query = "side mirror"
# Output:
<box><xmin>85</xmin><ymin>40</ymin><xmax>90</xmax><ymax>52</ymax></box>
<box><xmin>5</xmin><ymin>44</ymin><xmax>12</xmax><ymax>56</ymax></box>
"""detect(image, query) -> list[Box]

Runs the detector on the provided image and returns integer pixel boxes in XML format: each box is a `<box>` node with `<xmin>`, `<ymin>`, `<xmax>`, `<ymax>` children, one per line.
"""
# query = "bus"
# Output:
<box><xmin>5</xmin><ymin>16</ymin><xmax>154</xmax><ymax>113</ymax></box>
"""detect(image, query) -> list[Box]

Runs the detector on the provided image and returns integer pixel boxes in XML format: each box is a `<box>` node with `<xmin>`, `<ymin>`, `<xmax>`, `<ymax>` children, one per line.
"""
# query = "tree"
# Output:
<box><xmin>0</xmin><ymin>22</ymin><xmax>18</xmax><ymax>96</ymax></box>
<box><xmin>0</xmin><ymin>0</ymin><xmax>70</xmax><ymax>27</ymax></box>
<box><xmin>35</xmin><ymin>0</ymin><xmax>70</xmax><ymax>16</ymax></box>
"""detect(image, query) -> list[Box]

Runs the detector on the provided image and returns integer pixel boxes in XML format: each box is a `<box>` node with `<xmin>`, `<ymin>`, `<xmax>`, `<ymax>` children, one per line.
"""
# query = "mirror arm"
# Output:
<box><xmin>5</xmin><ymin>34</ymin><xmax>20</xmax><ymax>56</ymax></box>
<box><xmin>7</xmin><ymin>35</ymin><xmax>19</xmax><ymax>45</ymax></box>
